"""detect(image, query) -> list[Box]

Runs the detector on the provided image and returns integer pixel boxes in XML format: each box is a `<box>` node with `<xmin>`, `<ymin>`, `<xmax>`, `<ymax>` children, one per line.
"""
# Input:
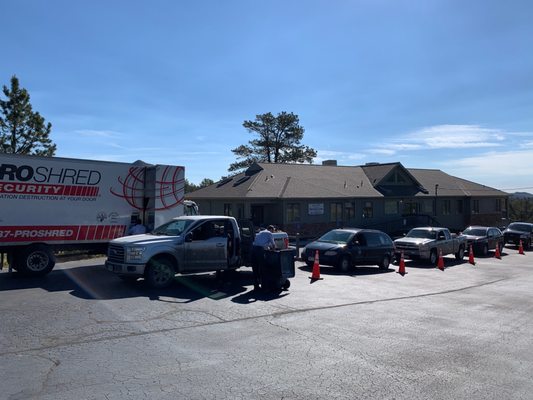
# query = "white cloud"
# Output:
<box><xmin>75</xmin><ymin>129</ymin><xmax>122</xmax><ymax>138</ymax></box>
<box><xmin>448</xmin><ymin>150</ymin><xmax>533</xmax><ymax>177</ymax></box>
<box><xmin>367</xmin><ymin>148</ymin><xmax>396</xmax><ymax>155</ymax></box>
<box><xmin>366</xmin><ymin>124</ymin><xmax>506</xmax><ymax>155</ymax></box>
<box><xmin>404</xmin><ymin>124</ymin><xmax>505</xmax><ymax>149</ymax></box>
<box><xmin>441</xmin><ymin>150</ymin><xmax>533</xmax><ymax>193</ymax></box>
<box><xmin>316</xmin><ymin>150</ymin><xmax>366</xmax><ymax>164</ymax></box>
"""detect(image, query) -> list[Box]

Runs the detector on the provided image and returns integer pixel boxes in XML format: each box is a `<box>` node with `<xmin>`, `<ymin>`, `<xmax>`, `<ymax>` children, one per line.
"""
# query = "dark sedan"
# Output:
<box><xmin>503</xmin><ymin>222</ymin><xmax>533</xmax><ymax>250</ymax></box>
<box><xmin>303</xmin><ymin>228</ymin><xmax>395</xmax><ymax>273</ymax></box>
<box><xmin>461</xmin><ymin>226</ymin><xmax>503</xmax><ymax>256</ymax></box>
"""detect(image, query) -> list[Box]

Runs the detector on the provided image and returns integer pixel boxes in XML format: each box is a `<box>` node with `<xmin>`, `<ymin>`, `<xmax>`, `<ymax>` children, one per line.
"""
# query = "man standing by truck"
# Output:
<box><xmin>251</xmin><ymin>225</ymin><xmax>276</xmax><ymax>290</ymax></box>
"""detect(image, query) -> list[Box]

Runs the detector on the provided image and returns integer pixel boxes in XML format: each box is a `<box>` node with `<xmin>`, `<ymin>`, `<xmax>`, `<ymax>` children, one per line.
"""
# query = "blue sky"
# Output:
<box><xmin>3</xmin><ymin>0</ymin><xmax>533</xmax><ymax>193</ymax></box>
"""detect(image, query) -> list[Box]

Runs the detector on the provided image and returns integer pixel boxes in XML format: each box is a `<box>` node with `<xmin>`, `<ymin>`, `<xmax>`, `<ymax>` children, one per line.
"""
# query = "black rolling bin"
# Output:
<box><xmin>260</xmin><ymin>248</ymin><xmax>296</xmax><ymax>291</ymax></box>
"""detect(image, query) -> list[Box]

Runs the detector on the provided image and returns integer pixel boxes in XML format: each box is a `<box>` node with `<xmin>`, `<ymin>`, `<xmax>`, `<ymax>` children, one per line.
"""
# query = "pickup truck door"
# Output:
<box><xmin>438</xmin><ymin>230</ymin><xmax>453</xmax><ymax>254</ymax></box>
<box><xmin>183</xmin><ymin>220</ymin><xmax>227</xmax><ymax>271</ymax></box>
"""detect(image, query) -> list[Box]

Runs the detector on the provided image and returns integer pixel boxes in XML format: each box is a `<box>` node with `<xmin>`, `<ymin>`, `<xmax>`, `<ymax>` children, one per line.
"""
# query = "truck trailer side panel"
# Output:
<box><xmin>0</xmin><ymin>154</ymin><xmax>187</xmax><ymax>275</ymax></box>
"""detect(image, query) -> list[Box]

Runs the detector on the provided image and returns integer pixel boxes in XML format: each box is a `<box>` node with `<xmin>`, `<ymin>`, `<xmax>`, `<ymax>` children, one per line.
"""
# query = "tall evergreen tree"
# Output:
<box><xmin>229</xmin><ymin>111</ymin><xmax>316</xmax><ymax>172</ymax></box>
<box><xmin>0</xmin><ymin>75</ymin><xmax>56</xmax><ymax>156</ymax></box>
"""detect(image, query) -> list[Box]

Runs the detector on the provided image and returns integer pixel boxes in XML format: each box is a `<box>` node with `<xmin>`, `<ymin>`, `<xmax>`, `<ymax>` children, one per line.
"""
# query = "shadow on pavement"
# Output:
<box><xmin>297</xmin><ymin>264</ymin><xmax>394</xmax><ymax>276</ymax></box>
<box><xmin>0</xmin><ymin>263</ymin><xmax>284</xmax><ymax>303</ymax></box>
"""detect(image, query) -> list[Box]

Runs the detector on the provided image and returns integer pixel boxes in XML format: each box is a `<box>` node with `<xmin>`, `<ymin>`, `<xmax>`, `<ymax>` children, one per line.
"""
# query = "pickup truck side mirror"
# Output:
<box><xmin>185</xmin><ymin>232</ymin><xmax>193</xmax><ymax>242</ymax></box>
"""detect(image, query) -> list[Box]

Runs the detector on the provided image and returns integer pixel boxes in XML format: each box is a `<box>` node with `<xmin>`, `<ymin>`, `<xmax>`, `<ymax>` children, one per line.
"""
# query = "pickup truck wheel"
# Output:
<box><xmin>379</xmin><ymin>255</ymin><xmax>390</xmax><ymax>270</ymax></box>
<box><xmin>337</xmin><ymin>256</ymin><xmax>352</xmax><ymax>273</ymax></box>
<box><xmin>16</xmin><ymin>244</ymin><xmax>55</xmax><ymax>276</ymax></box>
<box><xmin>145</xmin><ymin>257</ymin><xmax>175</xmax><ymax>288</ymax></box>
<box><xmin>525</xmin><ymin>240</ymin><xmax>531</xmax><ymax>250</ymax></box>
<box><xmin>429</xmin><ymin>250</ymin><xmax>438</xmax><ymax>266</ymax></box>
<box><xmin>481</xmin><ymin>244</ymin><xmax>489</xmax><ymax>257</ymax></box>
<box><xmin>455</xmin><ymin>246</ymin><xmax>465</xmax><ymax>261</ymax></box>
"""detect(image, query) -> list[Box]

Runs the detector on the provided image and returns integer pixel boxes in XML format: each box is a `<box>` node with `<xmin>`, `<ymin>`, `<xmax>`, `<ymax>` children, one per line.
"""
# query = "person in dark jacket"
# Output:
<box><xmin>251</xmin><ymin>225</ymin><xmax>276</xmax><ymax>290</ymax></box>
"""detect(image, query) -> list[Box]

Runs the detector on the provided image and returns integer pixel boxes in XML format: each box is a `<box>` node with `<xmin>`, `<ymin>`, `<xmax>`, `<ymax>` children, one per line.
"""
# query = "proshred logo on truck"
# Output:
<box><xmin>0</xmin><ymin>225</ymin><xmax>127</xmax><ymax>242</ymax></box>
<box><xmin>0</xmin><ymin>163</ymin><xmax>101</xmax><ymax>197</ymax></box>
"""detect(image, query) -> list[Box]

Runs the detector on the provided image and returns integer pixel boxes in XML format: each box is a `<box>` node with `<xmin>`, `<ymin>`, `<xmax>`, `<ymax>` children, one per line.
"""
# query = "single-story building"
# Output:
<box><xmin>186</xmin><ymin>161</ymin><xmax>509</xmax><ymax>238</ymax></box>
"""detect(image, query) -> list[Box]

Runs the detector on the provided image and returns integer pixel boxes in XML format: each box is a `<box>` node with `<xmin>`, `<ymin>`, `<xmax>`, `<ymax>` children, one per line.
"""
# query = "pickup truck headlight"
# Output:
<box><xmin>126</xmin><ymin>246</ymin><xmax>146</xmax><ymax>261</ymax></box>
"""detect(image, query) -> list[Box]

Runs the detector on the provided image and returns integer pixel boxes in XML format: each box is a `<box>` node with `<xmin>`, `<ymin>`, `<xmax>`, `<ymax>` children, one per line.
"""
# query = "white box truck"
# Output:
<box><xmin>0</xmin><ymin>154</ymin><xmax>197</xmax><ymax>276</ymax></box>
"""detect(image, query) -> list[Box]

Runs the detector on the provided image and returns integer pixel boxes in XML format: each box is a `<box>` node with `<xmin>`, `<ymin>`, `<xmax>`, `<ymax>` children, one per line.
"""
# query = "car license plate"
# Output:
<box><xmin>308</xmin><ymin>256</ymin><xmax>315</xmax><ymax>262</ymax></box>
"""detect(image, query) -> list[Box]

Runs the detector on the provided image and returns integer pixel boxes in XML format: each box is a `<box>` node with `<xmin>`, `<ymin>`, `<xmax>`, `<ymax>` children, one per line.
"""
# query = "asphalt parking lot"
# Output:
<box><xmin>1</xmin><ymin>246</ymin><xmax>533</xmax><ymax>400</ymax></box>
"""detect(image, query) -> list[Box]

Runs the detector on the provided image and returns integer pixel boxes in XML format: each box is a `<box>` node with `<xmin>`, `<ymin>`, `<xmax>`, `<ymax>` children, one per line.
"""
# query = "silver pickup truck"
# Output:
<box><xmin>394</xmin><ymin>227</ymin><xmax>466</xmax><ymax>265</ymax></box>
<box><xmin>105</xmin><ymin>215</ymin><xmax>290</xmax><ymax>288</ymax></box>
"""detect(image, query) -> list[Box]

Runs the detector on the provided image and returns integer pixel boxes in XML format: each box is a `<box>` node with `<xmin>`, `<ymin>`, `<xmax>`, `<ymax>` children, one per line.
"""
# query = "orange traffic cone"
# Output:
<box><xmin>518</xmin><ymin>240</ymin><xmax>525</xmax><ymax>255</ymax></box>
<box><xmin>494</xmin><ymin>243</ymin><xmax>501</xmax><ymax>259</ymax></box>
<box><xmin>397</xmin><ymin>251</ymin><xmax>407</xmax><ymax>276</ymax></box>
<box><xmin>469</xmin><ymin>244</ymin><xmax>476</xmax><ymax>265</ymax></box>
<box><xmin>310</xmin><ymin>250</ymin><xmax>323</xmax><ymax>280</ymax></box>
<box><xmin>437</xmin><ymin>249</ymin><xmax>445</xmax><ymax>271</ymax></box>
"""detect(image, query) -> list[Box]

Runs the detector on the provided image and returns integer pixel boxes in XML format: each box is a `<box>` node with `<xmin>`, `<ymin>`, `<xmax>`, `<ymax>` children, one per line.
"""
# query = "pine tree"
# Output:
<box><xmin>229</xmin><ymin>111</ymin><xmax>316</xmax><ymax>172</ymax></box>
<box><xmin>0</xmin><ymin>75</ymin><xmax>56</xmax><ymax>156</ymax></box>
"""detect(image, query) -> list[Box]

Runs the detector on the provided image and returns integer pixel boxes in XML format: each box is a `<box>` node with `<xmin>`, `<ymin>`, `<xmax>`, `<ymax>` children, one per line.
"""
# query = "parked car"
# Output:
<box><xmin>503</xmin><ymin>222</ymin><xmax>533</xmax><ymax>250</ymax></box>
<box><xmin>302</xmin><ymin>228</ymin><xmax>395</xmax><ymax>272</ymax></box>
<box><xmin>394</xmin><ymin>227</ymin><xmax>466</xmax><ymax>265</ymax></box>
<box><xmin>460</xmin><ymin>226</ymin><xmax>504</xmax><ymax>256</ymax></box>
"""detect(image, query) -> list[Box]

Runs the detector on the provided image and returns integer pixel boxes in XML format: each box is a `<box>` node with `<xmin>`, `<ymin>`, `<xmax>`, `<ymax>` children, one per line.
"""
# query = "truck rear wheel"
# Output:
<box><xmin>16</xmin><ymin>244</ymin><xmax>55</xmax><ymax>276</ymax></box>
<box><xmin>455</xmin><ymin>246</ymin><xmax>465</xmax><ymax>260</ymax></box>
<box><xmin>429</xmin><ymin>250</ymin><xmax>438</xmax><ymax>266</ymax></box>
<box><xmin>145</xmin><ymin>257</ymin><xmax>175</xmax><ymax>288</ymax></box>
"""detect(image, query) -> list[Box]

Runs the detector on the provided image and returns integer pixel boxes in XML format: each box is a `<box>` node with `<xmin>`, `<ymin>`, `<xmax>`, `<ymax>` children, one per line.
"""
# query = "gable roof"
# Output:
<box><xmin>186</xmin><ymin>162</ymin><xmax>507</xmax><ymax>200</ymax></box>
<box><xmin>408</xmin><ymin>169</ymin><xmax>504</xmax><ymax>197</ymax></box>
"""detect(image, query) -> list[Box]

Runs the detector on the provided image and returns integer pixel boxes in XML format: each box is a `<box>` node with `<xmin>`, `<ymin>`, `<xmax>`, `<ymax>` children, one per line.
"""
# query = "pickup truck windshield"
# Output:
<box><xmin>406</xmin><ymin>229</ymin><xmax>437</xmax><ymax>239</ymax></box>
<box><xmin>152</xmin><ymin>219</ymin><xmax>194</xmax><ymax>236</ymax></box>
<box><xmin>318</xmin><ymin>230</ymin><xmax>355</xmax><ymax>244</ymax></box>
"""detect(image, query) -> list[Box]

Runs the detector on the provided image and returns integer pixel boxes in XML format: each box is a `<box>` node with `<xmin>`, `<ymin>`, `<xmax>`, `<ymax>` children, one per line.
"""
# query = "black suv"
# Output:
<box><xmin>303</xmin><ymin>228</ymin><xmax>395</xmax><ymax>272</ymax></box>
<box><xmin>503</xmin><ymin>222</ymin><xmax>533</xmax><ymax>250</ymax></box>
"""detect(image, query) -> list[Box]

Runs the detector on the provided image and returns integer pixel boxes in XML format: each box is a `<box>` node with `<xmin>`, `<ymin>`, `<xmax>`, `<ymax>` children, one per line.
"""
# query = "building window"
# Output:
<box><xmin>330</xmin><ymin>202</ymin><xmax>343</xmax><ymax>222</ymax></box>
<box><xmin>422</xmin><ymin>200</ymin><xmax>433</xmax><ymax>214</ymax></box>
<box><xmin>363</xmin><ymin>201</ymin><xmax>373</xmax><ymax>218</ymax></box>
<box><xmin>345</xmin><ymin>202</ymin><xmax>356</xmax><ymax>219</ymax></box>
<box><xmin>402</xmin><ymin>201</ymin><xmax>420</xmax><ymax>215</ymax></box>
<box><xmin>384</xmin><ymin>170</ymin><xmax>408</xmax><ymax>184</ymax></box>
<box><xmin>287</xmin><ymin>203</ymin><xmax>301</xmax><ymax>222</ymax></box>
<box><xmin>456</xmin><ymin>200</ymin><xmax>463</xmax><ymax>214</ymax></box>
<box><xmin>442</xmin><ymin>200</ymin><xmax>451</xmax><ymax>215</ymax></box>
<box><xmin>223</xmin><ymin>203</ymin><xmax>232</xmax><ymax>216</ymax></box>
<box><xmin>473</xmin><ymin>200</ymin><xmax>480</xmax><ymax>214</ymax></box>
<box><xmin>385</xmin><ymin>200</ymin><xmax>399</xmax><ymax>215</ymax></box>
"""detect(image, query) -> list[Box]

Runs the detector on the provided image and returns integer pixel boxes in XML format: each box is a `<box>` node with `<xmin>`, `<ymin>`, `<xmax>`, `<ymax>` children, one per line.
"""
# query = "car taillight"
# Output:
<box><xmin>284</xmin><ymin>237</ymin><xmax>289</xmax><ymax>249</ymax></box>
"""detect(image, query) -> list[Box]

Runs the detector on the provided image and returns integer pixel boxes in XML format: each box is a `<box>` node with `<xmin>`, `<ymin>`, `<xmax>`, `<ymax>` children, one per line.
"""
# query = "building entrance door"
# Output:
<box><xmin>251</xmin><ymin>205</ymin><xmax>264</xmax><ymax>227</ymax></box>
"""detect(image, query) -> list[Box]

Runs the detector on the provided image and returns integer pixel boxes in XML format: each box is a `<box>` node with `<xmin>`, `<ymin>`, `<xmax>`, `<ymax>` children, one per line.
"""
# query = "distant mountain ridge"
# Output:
<box><xmin>510</xmin><ymin>192</ymin><xmax>533</xmax><ymax>199</ymax></box>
